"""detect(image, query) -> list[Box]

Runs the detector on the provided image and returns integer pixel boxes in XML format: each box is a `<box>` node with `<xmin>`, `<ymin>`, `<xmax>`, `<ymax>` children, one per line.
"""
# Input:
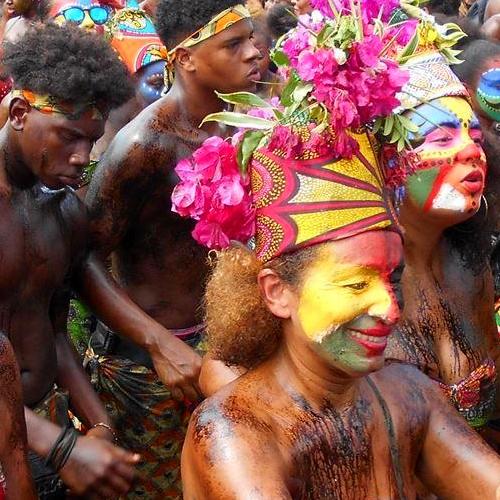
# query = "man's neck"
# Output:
<box><xmin>168</xmin><ymin>74</ymin><xmax>227</xmax><ymax>133</ymax></box>
<box><xmin>274</xmin><ymin>324</ymin><xmax>359</xmax><ymax>411</ymax></box>
<box><xmin>0</xmin><ymin>126</ymin><xmax>35</xmax><ymax>193</ymax></box>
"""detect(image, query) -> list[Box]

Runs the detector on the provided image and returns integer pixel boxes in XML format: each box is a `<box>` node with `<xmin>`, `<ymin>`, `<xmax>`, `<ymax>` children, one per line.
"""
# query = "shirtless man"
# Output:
<box><xmin>84</xmin><ymin>1</ymin><xmax>260</xmax><ymax>496</ymax></box>
<box><xmin>0</xmin><ymin>333</ymin><xmax>36</xmax><ymax>499</ymax></box>
<box><xmin>0</xmin><ymin>24</ymin><xmax>140</xmax><ymax>498</ymax></box>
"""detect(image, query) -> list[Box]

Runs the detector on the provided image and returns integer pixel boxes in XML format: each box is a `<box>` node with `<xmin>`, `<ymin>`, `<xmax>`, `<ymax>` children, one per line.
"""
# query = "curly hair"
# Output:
<box><xmin>204</xmin><ymin>244</ymin><xmax>319</xmax><ymax>369</ymax></box>
<box><xmin>1</xmin><ymin>23</ymin><xmax>134</xmax><ymax>110</ymax></box>
<box><xmin>155</xmin><ymin>0</ymin><xmax>242</xmax><ymax>49</ymax></box>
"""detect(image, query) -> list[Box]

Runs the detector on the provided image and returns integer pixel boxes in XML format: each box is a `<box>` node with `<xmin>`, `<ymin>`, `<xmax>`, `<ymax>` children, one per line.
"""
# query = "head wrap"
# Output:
<box><xmin>11</xmin><ymin>89</ymin><xmax>104</xmax><ymax>120</ymax></box>
<box><xmin>165</xmin><ymin>4</ymin><xmax>251</xmax><ymax>88</ymax></box>
<box><xmin>108</xmin><ymin>0</ymin><xmax>167</xmax><ymax>75</ymax></box>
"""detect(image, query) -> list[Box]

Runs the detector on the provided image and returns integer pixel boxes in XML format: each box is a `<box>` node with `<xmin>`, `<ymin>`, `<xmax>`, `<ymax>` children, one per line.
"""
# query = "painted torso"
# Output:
<box><xmin>186</xmin><ymin>363</ymin><xmax>435</xmax><ymax>500</ymax></box>
<box><xmin>0</xmin><ymin>185</ymin><xmax>83</xmax><ymax>406</ymax></box>
<box><xmin>386</xmin><ymin>240</ymin><xmax>497</xmax><ymax>426</ymax></box>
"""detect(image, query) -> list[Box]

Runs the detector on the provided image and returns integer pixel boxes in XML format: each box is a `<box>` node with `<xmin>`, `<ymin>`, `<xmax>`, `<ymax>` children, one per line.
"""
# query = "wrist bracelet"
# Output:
<box><xmin>90</xmin><ymin>422</ymin><xmax>118</xmax><ymax>443</ymax></box>
<box><xmin>45</xmin><ymin>425</ymin><xmax>78</xmax><ymax>472</ymax></box>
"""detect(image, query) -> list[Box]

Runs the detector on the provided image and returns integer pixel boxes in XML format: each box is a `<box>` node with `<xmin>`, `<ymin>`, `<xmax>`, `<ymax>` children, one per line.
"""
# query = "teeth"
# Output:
<box><xmin>349</xmin><ymin>330</ymin><xmax>386</xmax><ymax>344</ymax></box>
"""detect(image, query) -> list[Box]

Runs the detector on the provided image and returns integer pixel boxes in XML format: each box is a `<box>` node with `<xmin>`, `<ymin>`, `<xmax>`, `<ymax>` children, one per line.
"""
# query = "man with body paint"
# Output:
<box><xmin>178</xmin><ymin>86</ymin><xmax>500</xmax><ymax>500</ymax></box>
<box><xmin>382</xmin><ymin>18</ymin><xmax>500</xmax><ymax>434</ymax></box>
<box><xmin>84</xmin><ymin>0</ymin><xmax>261</xmax><ymax>496</ymax></box>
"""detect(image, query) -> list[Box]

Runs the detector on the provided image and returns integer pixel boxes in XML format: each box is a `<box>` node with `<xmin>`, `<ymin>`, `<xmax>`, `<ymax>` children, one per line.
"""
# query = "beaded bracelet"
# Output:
<box><xmin>90</xmin><ymin>422</ymin><xmax>118</xmax><ymax>443</ymax></box>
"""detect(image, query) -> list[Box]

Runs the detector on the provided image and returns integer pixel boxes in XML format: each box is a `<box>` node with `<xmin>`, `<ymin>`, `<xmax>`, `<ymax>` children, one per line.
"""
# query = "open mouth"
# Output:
<box><xmin>461</xmin><ymin>170</ymin><xmax>484</xmax><ymax>194</ymax></box>
<box><xmin>348</xmin><ymin>325</ymin><xmax>391</xmax><ymax>356</ymax></box>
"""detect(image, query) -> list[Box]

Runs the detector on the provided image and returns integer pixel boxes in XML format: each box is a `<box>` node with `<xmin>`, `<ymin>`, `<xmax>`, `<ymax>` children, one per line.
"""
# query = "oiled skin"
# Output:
<box><xmin>0</xmin><ymin>184</ymin><xmax>88</xmax><ymax>406</ymax></box>
<box><xmin>86</xmin><ymin>96</ymin><xmax>213</xmax><ymax>331</ymax></box>
<box><xmin>183</xmin><ymin>361</ymin><xmax>500</xmax><ymax>500</ymax></box>
<box><xmin>0</xmin><ymin>333</ymin><xmax>36</xmax><ymax>499</ymax></box>
<box><xmin>387</xmin><ymin>239</ymin><xmax>500</xmax><ymax>392</ymax></box>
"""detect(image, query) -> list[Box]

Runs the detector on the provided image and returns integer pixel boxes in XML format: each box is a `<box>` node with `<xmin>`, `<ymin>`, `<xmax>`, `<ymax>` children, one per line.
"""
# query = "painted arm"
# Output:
<box><xmin>182</xmin><ymin>403</ymin><xmax>292</xmax><ymax>500</ymax></box>
<box><xmin>417</xmin><ymin>381</ymin><xmax>500</xmax><ymax>499</ymax></box>
<box><xmin>0</xmin><ymin>333</ymin><xmax>36</xmax><ymax>500</ymax></box>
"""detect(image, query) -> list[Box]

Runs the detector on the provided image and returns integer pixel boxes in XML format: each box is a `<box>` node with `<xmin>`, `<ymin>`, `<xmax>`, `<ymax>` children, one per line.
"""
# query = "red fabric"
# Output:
<box><xmin>0</xmin><ymin>77</ymin><xmax>12</xmax><ymax>102</ymax></box>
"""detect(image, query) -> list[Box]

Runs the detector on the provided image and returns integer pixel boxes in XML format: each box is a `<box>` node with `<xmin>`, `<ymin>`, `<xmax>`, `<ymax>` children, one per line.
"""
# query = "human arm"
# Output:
<box><xmin>0</xmin><ymin>333</ymin><xmax>36</xmax><ymax>500</ymax></box>
<box><xmin>417</xmin><ymin>380</ymin><xmax>500</xmax><ymax>499</ymax></box>
<box><xmin>50</xmin><ymin>286</ymin><xmax>113</xmax><ymax>438</ymax></box>
<box><xmin>181</xmin><ymin>400</ymin><xmax>292</xmax><ymax>499</ymax></box>
<box><xmin>24</xmin><ymin>408</ymin><xmax>140</xmax><ymax>498</ymax></box>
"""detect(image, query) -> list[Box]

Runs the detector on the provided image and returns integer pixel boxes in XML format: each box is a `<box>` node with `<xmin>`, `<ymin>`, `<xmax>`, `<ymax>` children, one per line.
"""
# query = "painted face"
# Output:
<box><xmin>477</xmin><ymin>68</ymin><xmax>500</xmax><ymax>122</ymax></box>
<box><xmin>403</xmin><ymin>96</ymin><xmax>486</xmax><ymax>220</ymax></box>
<box><xmin>136</xmin><ymin>60</ymin><xmax>166</xmax><ymax>105</ymax></box>
<box><xmin>50</xmin><ymin>0</ymin><xmax>114</xmax><ymax>33</ymax></box>
<box><xmin>295</xmin><ymin>231</ymin><xmax>402</xmax><ymax>376</ymax></box>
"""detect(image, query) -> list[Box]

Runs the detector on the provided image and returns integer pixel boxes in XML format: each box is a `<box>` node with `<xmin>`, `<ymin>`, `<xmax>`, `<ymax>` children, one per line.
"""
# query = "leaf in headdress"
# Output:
<box><xmin>200</xmin><ymin>112</ymin><xmax>275</xmax><ymax>130</ymax></box>
<box><xmin>215</xmin><ymin>91</ymin><xmax>273</xmax><ymax>109</ymax></box>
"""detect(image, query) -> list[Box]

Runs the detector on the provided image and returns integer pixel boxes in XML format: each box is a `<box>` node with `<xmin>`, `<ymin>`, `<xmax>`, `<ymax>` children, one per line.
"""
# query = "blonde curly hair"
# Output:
<box><xmin>204</xmin><ymin>243</ymin><xmax>319</xmax><ymax>368</ymax></box>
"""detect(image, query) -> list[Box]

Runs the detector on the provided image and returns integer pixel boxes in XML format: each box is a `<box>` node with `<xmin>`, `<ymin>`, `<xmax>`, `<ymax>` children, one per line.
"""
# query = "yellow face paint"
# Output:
<box><xmin>295</xmin><ymin>232</ymin><xmax>401</xmax><ymax>374</ymax></box>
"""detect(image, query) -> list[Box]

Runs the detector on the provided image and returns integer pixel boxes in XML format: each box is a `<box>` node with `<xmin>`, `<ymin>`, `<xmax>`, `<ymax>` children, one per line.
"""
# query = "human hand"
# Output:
<box><xmin>149</xmin><ymin>331</ymin><xmax>203</xmax><ymax>403</ymax></box>
<box><xmin>59</xmin><ymin>435</ymin><xmax>140</xmax><ymax>499</ymax></box>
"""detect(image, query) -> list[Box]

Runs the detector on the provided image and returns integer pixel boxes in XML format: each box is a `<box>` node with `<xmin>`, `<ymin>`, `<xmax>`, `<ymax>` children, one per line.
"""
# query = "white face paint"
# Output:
<box><xmin>431</xmin><ymin>183</ymin><xmax>467</xmax><ymax>212</ymax></box>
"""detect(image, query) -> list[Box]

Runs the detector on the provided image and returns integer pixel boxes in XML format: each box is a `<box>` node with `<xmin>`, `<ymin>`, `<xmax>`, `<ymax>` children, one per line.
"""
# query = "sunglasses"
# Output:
<box><xmin>62</xmin><ymin>6</ymin><xmax>111</xmax><ymax>25</ymax></box>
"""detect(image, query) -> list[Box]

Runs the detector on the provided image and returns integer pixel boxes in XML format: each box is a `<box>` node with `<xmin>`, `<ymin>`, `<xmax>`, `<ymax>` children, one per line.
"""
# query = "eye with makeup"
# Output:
<box><xmin>342</xmin><ymin>281</ymin><xmax>370</xmax><ymax>292</ymax></box>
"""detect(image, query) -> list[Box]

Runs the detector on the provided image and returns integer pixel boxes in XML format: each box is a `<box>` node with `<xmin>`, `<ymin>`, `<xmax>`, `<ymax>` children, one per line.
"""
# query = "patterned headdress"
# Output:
<box><xmin>171</xmin><ymin>2</ymin><xmax>405</xmax><ymax>261</ymax></box>
<box><xmin>108</xmin><ymin>0</ymin><xmax>167</xmax><ymax>75</ymax></box>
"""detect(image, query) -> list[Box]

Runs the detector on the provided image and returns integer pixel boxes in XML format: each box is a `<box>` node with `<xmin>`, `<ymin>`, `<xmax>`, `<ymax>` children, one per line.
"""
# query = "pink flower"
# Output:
<box><xmin>171</xmin><ymin>136</ymin><xmax>255</xmax><ymax>249</ymax></box>
<box><xmin>268</xmin><ymin>125</ymin><xmax>302</xmax><ymax>159</ymax></box>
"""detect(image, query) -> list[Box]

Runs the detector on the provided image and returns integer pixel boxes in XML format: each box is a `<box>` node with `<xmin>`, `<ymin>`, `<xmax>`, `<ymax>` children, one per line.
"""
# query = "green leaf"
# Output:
<box><xmin>399</xmin><ymin>30</ymin><xmax>419</xmax><ymax>63</ymax></box>
<box><xmin>292</xmin><ymin>82</ymin><xmax>314</xmax><ymax>103</ymax></box>
<box><xmin>397</xmin><ymin>114</ymin><xmax>419</xmax><ymax>133</ymax></box>
<box><xmin>200</xmin><ymin>112</ymin><xmax>275</xmax><ymax>130</ymax></box>
<box><xmin>271</xmin><ymin>49</ymin><xmax>290</xmax><ymax>67</ymax></box>
<box><xmin>237</xmin><ymin>130</ymin><xmax>266</xmax><ymax>174</ymax></box>
<box><xmin>372</xmin><ymin>118</ymin><xmax>383</xmax><ymax>135</ymax></box>
<box><xmin>215</xmin><ymin>91</ymin><xmax>272</xmax><ymax>109</ymax></box>
<box><xmin>280</xmin><ymin>72</ymin><xmax>300</xmax><ymax>107</ymax></box>
<box><xmin>383</xmin><ymin>115</ymin><xmax>394</xmax><ymax>136</ymax></box>
<box><xmin>317</xmin><ymin>24</ymin><xmax>335</xmax><ymax>46</ymax></box>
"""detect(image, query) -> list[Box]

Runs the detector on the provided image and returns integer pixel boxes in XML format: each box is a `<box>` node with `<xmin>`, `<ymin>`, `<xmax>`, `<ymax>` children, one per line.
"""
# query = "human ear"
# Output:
<box><xmin>9</xmin><ymin>98</ymin><xmax>30</xmax><ymax>131</ymax></box>
<box><xmin>258</xmin><ymin>268</ymin><xmax>293</xmax><ymax>319</ymax></box>
<box><xmin>176</xmin><ymin>47</ymin><xmax>196</xmax><ymax>73</ymax></box>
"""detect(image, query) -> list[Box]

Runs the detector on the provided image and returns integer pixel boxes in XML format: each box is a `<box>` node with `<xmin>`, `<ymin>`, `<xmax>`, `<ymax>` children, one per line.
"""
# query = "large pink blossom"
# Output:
<box><xmin>171</xmin><ymin>137</ymin><xmax>255</xmax><ymax>249</ymax></box>
<box><xmin>311</xmin><ymin>0</ymin><xmax>400</xmax><ymax>23</ymax></box>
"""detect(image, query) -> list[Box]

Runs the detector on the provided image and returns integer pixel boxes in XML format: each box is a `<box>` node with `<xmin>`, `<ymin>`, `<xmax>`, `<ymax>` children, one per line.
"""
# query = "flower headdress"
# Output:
<box><xmin>171</xmin><ymin>0</ymin><xmax>411</xmax><ymax>258</ymax></box>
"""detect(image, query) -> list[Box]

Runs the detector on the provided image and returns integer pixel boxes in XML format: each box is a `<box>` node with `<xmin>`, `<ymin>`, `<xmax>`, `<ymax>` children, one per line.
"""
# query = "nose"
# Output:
<box><xmin>80</xmin><ymin>11</ymin><xmax>95</xmax><ymax>30</ymax></box>
<box><xmin>69</xmin><ymin>145</ymin><xmax>91</xmax><ymax>170</ymax></box>
<box><xmin>455</xmin><ymin>143</ymin><xmax>482</xmax><ymax>164</ymax></box>
<box><xmin>245</xmin><ymin>38</ymin><xmax>262</xmax><ymax>62</ymax></box>
<box><xmin>367</xmin><ymin>285</ymin><xmax>400</xmax><ymax>326</ymax></box>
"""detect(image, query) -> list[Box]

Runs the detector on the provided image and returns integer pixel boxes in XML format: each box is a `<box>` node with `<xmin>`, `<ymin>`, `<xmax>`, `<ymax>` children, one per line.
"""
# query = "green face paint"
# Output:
<box><xmin>406</xmin><ymin>168</ymin><xmax>440</xmax><ymax>208</ymax></box>
<box><xmin>477</xmin><ymin>68</ymin><xmax>500</xmax><ymax>122</ymax></box>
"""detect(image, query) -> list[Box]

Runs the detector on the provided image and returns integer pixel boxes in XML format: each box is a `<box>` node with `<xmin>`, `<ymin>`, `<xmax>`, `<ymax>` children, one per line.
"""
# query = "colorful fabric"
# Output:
<box><xmin>438</xmin><ymin>358</ymin><xmax>497</xmax><ymax>428</ymax></box>
<box><xmin>109</xmin><ymin>0</ymin><xmax>167</xmax><ymax>75</ymax></box>
<box><xmin>0</xmin><ymin>78</ymin><xmax>12</xmax><ymax>102</ymax></box>
<box><xmin>165</xmin><ymin>4</ymin><xmax>251</xmax><ymax>87</ymax></box>
<box><xmin>251</xmin><ymin>128</ymin><xmax>395</xmax><ymax>262</ymax></box>
<box><xmin>397</xmin><ymin>52</ymin><xmax>469</xmax><ymax>112</ymax></box>
<box><xmin>11</xmin><ymin>89</ymin><xmax>104</xmax><ymax>121</ymax></box>
<box><xmin>85</xmin><ymin>332</ymin><xmax>205</xmax><ymax>499</ymax></box>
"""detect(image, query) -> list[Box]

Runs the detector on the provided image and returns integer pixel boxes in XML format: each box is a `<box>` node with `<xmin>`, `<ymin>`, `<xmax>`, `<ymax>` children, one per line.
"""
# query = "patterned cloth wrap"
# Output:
<box><xmin>438</xmin><ymin>358</ymin><xmax>497</xmax><ymax>428</ymax></box>
<box><xmin>29</xmin><ymin>388</ymin><xmax>73</xmax><ymax>499</ymax></box>
<box><xmin>251</xmin><ymin>127</ymin><xmax>396</xmax><ymax>262</ymax></box>
<box><xmin>85</xmin><ymin>324</ymin><xmax>206</xmax><ymax>499</ymax></box>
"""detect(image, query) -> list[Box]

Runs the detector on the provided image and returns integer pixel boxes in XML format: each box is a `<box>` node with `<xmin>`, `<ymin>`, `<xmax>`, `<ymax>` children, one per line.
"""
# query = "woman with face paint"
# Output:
<box><xmin>380</xmin><ymin>14</ymin><xmax>500</xmax><ymax>435</ymax></box>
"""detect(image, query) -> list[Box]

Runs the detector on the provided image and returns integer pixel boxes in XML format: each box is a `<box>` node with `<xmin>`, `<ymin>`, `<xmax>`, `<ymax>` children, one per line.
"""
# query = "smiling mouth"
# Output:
<box><xmin>347</xmin><ymin>325</ymin><xmax>391</xmax><ymax>355</ymax></box>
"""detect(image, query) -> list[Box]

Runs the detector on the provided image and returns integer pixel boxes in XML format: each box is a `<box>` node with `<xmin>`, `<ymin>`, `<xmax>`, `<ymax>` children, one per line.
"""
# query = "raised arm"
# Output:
<box><xmin>0</xmin><ymin>333</ymin><xmax>36</xmax><ymax>500</ymax></box>
<box><xmin>182</xmin><ymin>401</ymin><xmax>292</xmax><ymax>500</ymax></box>
<box><xmin>418</xmin><ymin>379</ymin><xmax>500</xmax><ymax>499</ymax></box>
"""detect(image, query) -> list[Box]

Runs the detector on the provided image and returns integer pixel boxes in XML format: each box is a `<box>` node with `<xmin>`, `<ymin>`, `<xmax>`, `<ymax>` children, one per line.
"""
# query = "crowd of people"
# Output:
<box><xmin>0</xmin><ymin>0</ymin><xmax>499</xmax><ymax>498</ymax></box>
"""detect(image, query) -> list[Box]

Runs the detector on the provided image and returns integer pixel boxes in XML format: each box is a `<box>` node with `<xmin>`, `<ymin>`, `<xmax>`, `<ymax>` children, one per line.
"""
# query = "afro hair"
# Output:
<box><xmin>2</xmin><ymin>23</ymin><xmax>134</xmax><ymax>110</ymax></box>
<box><xmin>154</xmin><ymin>0</ymin><xmax>242</xmax><ymax>49</ymax></box>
